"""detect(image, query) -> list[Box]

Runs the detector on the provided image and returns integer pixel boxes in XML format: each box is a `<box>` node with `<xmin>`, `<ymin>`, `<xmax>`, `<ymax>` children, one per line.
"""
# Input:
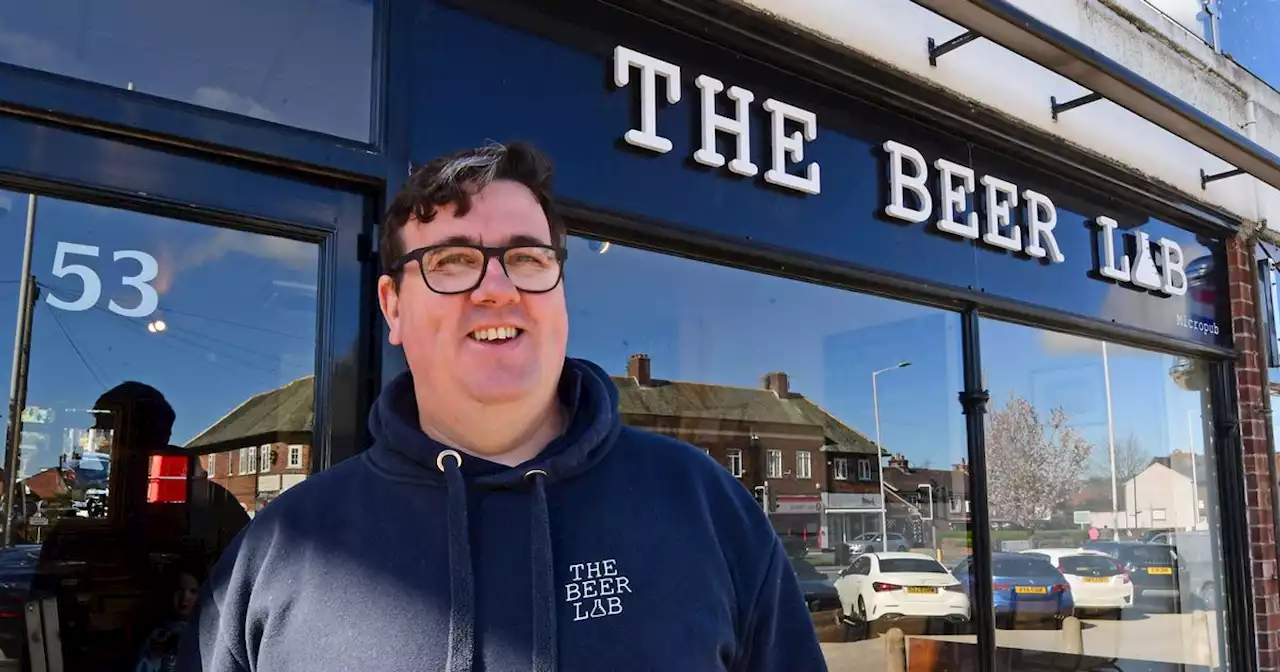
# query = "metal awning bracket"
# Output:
<box><xmin>1200</xmin><ymin>167</ymin><xmax>1247</xmax><ymax>189</ymax></box>
<box><xmin>1050</xmin><ymin>92</ymin><xmax>1104</xmax><ymax>121</ymax></box>
<box><xmin>927</xmin><ymin>30</ymin><xmax>981</xmax><ymax>66</ymax></box>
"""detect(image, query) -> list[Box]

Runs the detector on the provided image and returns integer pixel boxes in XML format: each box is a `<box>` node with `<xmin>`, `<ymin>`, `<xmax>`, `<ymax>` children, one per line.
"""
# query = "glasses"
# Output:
<box><xmin>390</xmin><ymin>244</ymin><xmax>568</xmax><ymax>294</ymax></box>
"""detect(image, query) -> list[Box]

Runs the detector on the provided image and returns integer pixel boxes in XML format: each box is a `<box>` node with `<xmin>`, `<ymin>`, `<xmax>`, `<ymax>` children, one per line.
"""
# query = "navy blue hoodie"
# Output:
<box><xmin>176</xmin><ymin>358</ymin><xmax>827</xmax><ymax>671</ymax></box>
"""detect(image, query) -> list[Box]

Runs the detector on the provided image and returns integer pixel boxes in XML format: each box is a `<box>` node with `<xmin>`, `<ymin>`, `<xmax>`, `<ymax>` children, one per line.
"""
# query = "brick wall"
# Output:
<box><xmin>1228</xmin><ymin>235</ymin><xmax>1280</xmax><ymax>670</ymax></box>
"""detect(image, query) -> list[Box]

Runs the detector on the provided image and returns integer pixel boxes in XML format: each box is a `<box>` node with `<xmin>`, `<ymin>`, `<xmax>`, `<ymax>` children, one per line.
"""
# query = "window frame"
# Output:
<box><xmin>766</xmin><ymin>449</ymin><xmax>783</xmax><ymax>479</ymax></box>
<box><xmin>834</xmin><ymin>457</ymin><xmax>849</xmax><ymax>481</ymax></box>
<box><xmin>727</xmin><ymin>450</ymin><xmax>743</xmax><ymax>478</ymax></box>
<box><xmin>796</xmin><ymin>451</ymin><xmax>812</xmax><ymax>480</ymax></box>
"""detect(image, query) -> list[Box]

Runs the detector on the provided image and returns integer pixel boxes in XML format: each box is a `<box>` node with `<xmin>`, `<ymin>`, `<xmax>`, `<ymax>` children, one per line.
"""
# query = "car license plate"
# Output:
<box><xmin>1147</xmin><ymin>567</ymin><xmax>1173</xmax><ymax>575</ymax></box>
<box><xmin>906</xmin><ymin>586</ymin><xmax>936</xmax><ymax>594</ymax></box>
<box><xmin>1014</xmin><ymin>586</ymin><xmax>1048</xmax><ymax>595</ymax></box>
<box><xmin>1083</xmin><ymin>577</ymin><xmax>1109</xmax><ymax>584</ymax></box>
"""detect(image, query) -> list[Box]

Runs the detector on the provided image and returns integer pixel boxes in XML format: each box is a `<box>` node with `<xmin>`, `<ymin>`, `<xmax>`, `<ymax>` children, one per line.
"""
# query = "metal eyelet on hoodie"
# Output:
<box><xmin>524</xmin><ymin>469</ymin><xmax>548</xmax><ymax>482</ymax></box>
<box><xmin>437</xmin><ymin>449</ymin><xmax>462</xmax><ymax>472</ymax></box>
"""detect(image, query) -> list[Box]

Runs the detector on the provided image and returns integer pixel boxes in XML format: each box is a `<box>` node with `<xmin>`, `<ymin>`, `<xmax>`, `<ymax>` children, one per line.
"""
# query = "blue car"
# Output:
<box><xmin>952</xmin><ymin>552</ymin><xmax>1075</xmax><ymax>629</ymax></box>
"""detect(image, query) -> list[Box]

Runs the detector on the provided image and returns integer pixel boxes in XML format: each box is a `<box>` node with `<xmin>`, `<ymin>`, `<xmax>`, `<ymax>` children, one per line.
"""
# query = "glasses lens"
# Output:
<box><xmin>503</xmin><ymin>246</ymin><xmax>562</xmax><ymax>292</ymax></box>
<box><xmin>422</xmin><ymin>246</ymin><xmax>484</xmax><ymax>293</ymax></box>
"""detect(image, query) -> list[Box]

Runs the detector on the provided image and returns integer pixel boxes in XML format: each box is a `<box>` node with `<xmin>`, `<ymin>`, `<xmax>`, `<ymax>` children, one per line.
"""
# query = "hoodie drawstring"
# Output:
<box><xmin>526</xmin><ymin>470</ymin><xmax>557</xmax><ymax>672</ymax></box>
<box><xmin>437</xmin><ymin>451</ymin><xmax>559</xmax><ymax>672</ymax></box>
<box><xmin>439</xmin><ymin>450</ymin><xmax>475</xmax><ymax>672</ymax></box>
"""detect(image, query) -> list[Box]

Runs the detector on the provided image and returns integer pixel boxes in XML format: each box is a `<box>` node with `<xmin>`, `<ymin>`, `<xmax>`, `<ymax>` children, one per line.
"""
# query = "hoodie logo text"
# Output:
<box><xmin>566</xmin><ymin>558</ymin><xmax>632</xmax><ymax>622</ymax></box>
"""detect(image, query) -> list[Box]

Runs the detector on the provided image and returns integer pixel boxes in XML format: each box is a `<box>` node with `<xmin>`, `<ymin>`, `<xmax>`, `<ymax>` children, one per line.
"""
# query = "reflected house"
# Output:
<box><xmin>184</xmin><ymin>376</ymin><xmax>314</xmax><ymax>517</ymax></box>
<box><xmin>1084</xmin><ymin>452</ymin><xmax>1209</xmax><ymax>531</ymax></box>
<box><xmin>613</xmin><ymin>354</ymin><xmax>881</xmax><ymax>550</ymax></box>
<box><xmin>881</xmin><ymin>453</ymin><xmax>971</xmax><ymax>545</ymax></box>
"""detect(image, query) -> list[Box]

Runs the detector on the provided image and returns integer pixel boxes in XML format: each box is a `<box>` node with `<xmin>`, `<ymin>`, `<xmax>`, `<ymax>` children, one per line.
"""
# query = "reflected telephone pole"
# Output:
<box><xmin>3</xmin><ymin>195</ymin><xmax>37</xmax><ymax>547</ymax></box>
<box><xmin>873</xmin><ymin>361</ymin><xmax>911</xmax><ymax>539</ymax></box>
<box><xmin>1102</xmin><ymin>341</ymin><xmax>1120</xmax><ymax>541</ymax></box>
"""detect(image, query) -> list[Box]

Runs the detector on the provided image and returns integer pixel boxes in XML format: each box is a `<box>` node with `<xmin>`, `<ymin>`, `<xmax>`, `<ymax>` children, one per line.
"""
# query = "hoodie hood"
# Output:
<box><xmin>366</xmin><ymin>356</ymin><xmax>622</xmax><ymax>488</ymax></box>
<box><xmin>362</xmin><ymin>356</ymin><xmax>622</xmax><ymax>672</ymax></box>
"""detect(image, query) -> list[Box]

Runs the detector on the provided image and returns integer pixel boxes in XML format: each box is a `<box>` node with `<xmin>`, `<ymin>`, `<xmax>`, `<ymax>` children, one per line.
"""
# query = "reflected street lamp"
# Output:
<box><xmin>874</xmin><ymin>361</ymin><xmax>911</xmax><ymax>542</ymax></box>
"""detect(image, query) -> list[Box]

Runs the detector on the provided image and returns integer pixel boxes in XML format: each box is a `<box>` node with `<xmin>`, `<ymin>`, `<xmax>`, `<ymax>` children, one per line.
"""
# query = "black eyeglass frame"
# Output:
<box><xmin>389</xmin><ymin>243</ymin><xmax>569</xmax><ymax>295</ymax></box>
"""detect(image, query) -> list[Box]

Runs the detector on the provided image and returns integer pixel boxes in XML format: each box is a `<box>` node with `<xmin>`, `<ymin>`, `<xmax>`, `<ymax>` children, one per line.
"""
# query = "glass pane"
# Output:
<box><xmin>0</xmin><ymin>191</ymin><xmax>319</xmax><ymax>668</ymax></box>
<box><xmin>0</xmin><ymin>0</ymin><xmax>374</xmax><ymax>140</ymax></box>
<box><xmin>565</xmin><ymin>236</ymin><xmax>974</xmax><ymax>669</ymax></box>
<box><xmin>980</xmin><ymin>318</ymin><xmax>1226</xmax><ymax>669</ymax></box>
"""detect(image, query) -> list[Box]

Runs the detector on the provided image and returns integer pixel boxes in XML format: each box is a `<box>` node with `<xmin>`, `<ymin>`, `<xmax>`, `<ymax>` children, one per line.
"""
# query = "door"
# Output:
<box><xmin>0</xmin><ymin>189</ymin><xmax>342</xmax><ymax>670</ymax></box>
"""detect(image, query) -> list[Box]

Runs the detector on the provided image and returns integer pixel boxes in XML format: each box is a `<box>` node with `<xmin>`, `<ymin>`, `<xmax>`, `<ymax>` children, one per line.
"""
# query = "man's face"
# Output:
<box><xmin>378</xmin><ymin>180</ymin><xmax>568</xmax><ymax>407</ymax></box>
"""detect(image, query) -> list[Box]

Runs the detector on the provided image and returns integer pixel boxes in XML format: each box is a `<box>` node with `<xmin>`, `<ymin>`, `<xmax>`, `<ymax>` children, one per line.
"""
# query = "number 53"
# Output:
<box><xmin>45</xmin><ymin>242</ymin><xmax>160</xmax><ymax>318</ymax></box>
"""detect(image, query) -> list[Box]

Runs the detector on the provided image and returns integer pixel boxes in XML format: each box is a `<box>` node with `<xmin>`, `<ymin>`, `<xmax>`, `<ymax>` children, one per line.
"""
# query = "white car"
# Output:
<box><xmin>833</xmin><ymin>552</ymin><xmax>970</xmax><ymax>628</ymax></box>
<box><xmin>1020</xmin><ymin>548</ymin><xmax>1134</xmax><ymax>617</ymax></box>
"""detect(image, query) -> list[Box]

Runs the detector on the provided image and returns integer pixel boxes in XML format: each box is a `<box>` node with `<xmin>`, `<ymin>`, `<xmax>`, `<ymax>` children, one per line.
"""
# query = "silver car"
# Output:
<box><xmin>847</xmin><ymin>532</ymin><xmax>910</xmax><ymax>554</ymax></box>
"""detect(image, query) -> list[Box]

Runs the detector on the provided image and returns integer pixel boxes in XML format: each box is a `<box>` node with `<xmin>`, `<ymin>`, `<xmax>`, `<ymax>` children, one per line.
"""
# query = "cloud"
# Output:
<box><xmin>189</xmin><ymin>86</ymin><xmax>280</xmax><ymax>124</ymax></box>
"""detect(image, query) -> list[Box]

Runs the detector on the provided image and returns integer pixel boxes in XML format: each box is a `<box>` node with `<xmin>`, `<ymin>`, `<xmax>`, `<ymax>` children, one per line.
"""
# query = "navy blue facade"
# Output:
<box><xmin>413</xmin><ymin>0</ymin><xmax>1230</xmax><ymax>351</ymax></box>
<box><xmin>0</xmin><ymin>0</ymin><xmax>1258</xmax><ymax>670</ymax></box>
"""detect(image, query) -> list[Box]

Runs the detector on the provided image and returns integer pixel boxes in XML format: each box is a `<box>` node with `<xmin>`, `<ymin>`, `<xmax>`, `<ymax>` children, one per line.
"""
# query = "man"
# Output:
<box><xmin>177</xmin><ymin>142</ymin><xmax>826</xmax><ymax>671</ymax></box>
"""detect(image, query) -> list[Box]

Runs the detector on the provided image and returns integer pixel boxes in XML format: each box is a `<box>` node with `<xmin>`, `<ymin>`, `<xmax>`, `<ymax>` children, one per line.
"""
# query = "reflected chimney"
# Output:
<box><xmin>889</xmin><ymin>453</ymin><xmax>909</xmax><ymax>470</ymax></box>
<box><xmin>762</xmin><ymin>372</ymin><xmax>790</xmax><ymax>397</ymax></box>
<box><xmin>952</xmin><ymin>458</ymin><xmax>969</xmax><ymax>474</ymax></box>
<box><xmin>628</xmin><ymin>353</ymin><xmax>652</xmax><ymax>386</ymax></box>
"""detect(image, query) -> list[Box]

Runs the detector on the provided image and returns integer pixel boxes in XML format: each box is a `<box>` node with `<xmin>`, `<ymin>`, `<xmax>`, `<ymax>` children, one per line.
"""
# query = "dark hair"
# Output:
<box><xmin>380</xmin><ymin>141</ymin><xmax>566</xmax><ymax>287</ymax></box>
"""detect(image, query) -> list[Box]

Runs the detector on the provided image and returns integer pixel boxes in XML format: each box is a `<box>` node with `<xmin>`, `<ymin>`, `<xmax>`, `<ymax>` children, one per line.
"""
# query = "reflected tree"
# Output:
<box><xmin>1091</xmin><ymin>432</ymin><xmax>1152</xmax><ymax>483</ymax></box>
<box><xmin>986</xmin><ymin>393</ymin><xmax>1093</xmax><ymax>528</ymax></box>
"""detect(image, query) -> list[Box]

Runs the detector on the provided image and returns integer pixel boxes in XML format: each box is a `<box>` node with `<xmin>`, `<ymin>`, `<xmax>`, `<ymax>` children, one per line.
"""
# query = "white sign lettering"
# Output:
<box><xmin>566</xmin><ymin>558</ymin><xmax>632</xmax><ymax>623</ymax></box>
<box><xmin>1095</xmin><ymin>217</ymin><xmax>1187</xmax><ymax>296</ymax></box>
<box><xmin>610</xmin><ymin>48</ymin><xmax>1195</xmax><ymax>303</ymax></box>
<box><xmin>614</xmin><ymin>45</ymin><xmax>820</xmax><ymax>195</ymax></box>
<box><xmin>693</xmin><ymin>75</ymin><xmax>757</xmax><ymax>177</ymax></box>
<box><xmin>883</xmin><ymin>140</ymin><xmax>1064</xmax><ymax>264</ymax></box>
<box><xmin>46</xmin><ymin>241</ymin><xmax>160</xmax><ymax>318</ymax></box>
<box><xmin>613</xmin><ymin>46</ymin><xmax>681</xmax><ymax>154</ymax></box>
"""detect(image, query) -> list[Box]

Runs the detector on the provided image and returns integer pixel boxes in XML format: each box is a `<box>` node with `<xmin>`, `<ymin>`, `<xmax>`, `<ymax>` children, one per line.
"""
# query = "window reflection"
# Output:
<box><xmin>980</xmin><ymin>319</ymin><xmax>1225</xmax><ymax>670</ymax></box>
<box><xmin>0</xmin><ymin>0</ymin><xmax>375</xmax><ymax>140</ymax></box>
<box><xmin>566</xmin><ymin>236</ymin><xmax>973</xmax><ymax>669</ymax></box>
<box><xmin>0</xmin><ymin>190</ymin><xmax>319</xmax><ymax>669</ymax></box>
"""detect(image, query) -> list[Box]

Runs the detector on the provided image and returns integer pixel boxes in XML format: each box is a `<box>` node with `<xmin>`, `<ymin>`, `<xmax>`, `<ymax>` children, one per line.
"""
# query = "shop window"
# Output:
<box><xmin>0</xmin><ymin>0</ymin><xmax>374</xmax><ymax>140</ymax></box>
<box><xmin>977</xmin><ymin>318</ymin><xmax>1227</xmax><ymax>669</ymax></box>
<box><xmin>565</xmin><ymin>236</ymin><xmax>969</xmax><ymax>666</ymax></box>
<box><xmin>727</xmin><ymin>450</ymin><xmax>743</xmax><ymax>478</ymax></box>
<box><xmin>767</xmin><ymin>450</ymin><xmax>783</xmax><ymax>479</ymax></box>
<box><xmin>0</xmin><ymin>190</ymin><xmax>319</xmax><ymax>669</ymax></box>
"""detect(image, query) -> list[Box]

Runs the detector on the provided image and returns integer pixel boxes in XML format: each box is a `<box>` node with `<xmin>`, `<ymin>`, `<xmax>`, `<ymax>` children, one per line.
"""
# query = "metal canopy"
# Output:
<box><xmin>910</xmin><ymin>0</ymin><xmax>1280</xmax><ymax>194</ymax></box>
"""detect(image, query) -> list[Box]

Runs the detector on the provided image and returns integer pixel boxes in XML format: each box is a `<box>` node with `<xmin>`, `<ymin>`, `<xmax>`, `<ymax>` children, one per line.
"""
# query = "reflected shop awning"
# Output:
<box><xmin>184</xmin><ymin>376</ymin><xmax>315</xmax><ymax>454</ymax></box>
<box><xmin>911</xmin><ymin>0</ymin><xmax>1280</xmax><ymax>194</ymax></box>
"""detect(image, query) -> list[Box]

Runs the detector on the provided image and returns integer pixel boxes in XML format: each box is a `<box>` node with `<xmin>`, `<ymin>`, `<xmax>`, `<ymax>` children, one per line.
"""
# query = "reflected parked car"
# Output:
<box><xmin>846</xmin><ymin>532</ymin><xmax>909</xmax><ymax>554</ymax></box>
<box><xmin>789</xmin><ymin>557</ymin><xmax>840</xmax><ymax>613</ymax></box>
<box><xmin>1081</xmin><ymin>540</ymin><xmax>1184</xmax><ymax>608</ymax></box>
<box><xmin>1020</xmin><ymin>548</ymin><xmax>1133</xmax><ymax>618</ymax></box>
<box><xmin>953</xmin><ymin>553</ymin><xmax>1074</xmax><ymax>629</ymax></box>
<box><xmin>834</xmin><ymin>552</ymin><xmax>969</xmax><ymax>630</ymax></box>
